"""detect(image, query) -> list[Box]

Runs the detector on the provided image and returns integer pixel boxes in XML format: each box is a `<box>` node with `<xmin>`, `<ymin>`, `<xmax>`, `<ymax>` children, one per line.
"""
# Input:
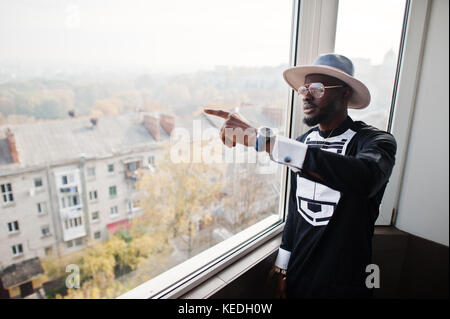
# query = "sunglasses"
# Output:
<box><xmin>297</xmin><ymin>82</ymin><xmax>345</xmax><ymax>99</ymax></box>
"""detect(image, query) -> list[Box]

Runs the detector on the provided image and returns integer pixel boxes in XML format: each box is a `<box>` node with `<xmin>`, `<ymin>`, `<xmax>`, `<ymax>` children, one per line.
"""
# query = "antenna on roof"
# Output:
<box><xmin>90</xmin><ymin>118</ymin><xmax>98</xmax><ymax>128</ymax></box>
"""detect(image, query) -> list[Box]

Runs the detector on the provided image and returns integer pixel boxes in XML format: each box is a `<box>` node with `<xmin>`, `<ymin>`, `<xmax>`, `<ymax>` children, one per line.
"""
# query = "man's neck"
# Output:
<box><xmin>318</xmin><ymin>112</ymin><xmax>348</xmax><ymax>132</ymax></box>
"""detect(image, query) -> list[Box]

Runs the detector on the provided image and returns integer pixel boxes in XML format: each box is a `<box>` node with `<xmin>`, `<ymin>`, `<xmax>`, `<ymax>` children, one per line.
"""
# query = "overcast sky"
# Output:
<box><xmin>0</xmin><ymin>0</ymin><xmax>405</xmax><ymax>74</ymax></box>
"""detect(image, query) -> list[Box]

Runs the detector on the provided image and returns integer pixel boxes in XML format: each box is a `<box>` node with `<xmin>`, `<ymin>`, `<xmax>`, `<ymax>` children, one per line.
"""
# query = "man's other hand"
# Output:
<box><xmin>203</xmin><ymin>108</ymin><xmax>257</xmax><ymax>148</ymax></box>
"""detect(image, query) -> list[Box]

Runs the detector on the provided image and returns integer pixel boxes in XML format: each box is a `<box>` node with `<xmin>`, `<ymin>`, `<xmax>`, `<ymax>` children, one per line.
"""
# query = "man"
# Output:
<box><xmin>204</xmin><ymin>53</ymin><xmax>397</xmax><ymax>298</ymax></box>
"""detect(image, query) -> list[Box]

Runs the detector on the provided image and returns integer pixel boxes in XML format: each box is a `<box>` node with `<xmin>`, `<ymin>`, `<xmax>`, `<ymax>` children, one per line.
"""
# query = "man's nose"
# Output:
<box><xmin>302</xmin><ymin>94</ymin><xmax>313</xmax><ymax>103</ymax></box>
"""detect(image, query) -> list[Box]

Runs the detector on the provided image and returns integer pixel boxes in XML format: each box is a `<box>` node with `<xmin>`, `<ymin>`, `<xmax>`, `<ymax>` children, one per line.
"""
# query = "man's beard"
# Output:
<box><xmin>303</xmin><ymin>112</ymin><xmax>329</xmax><ymax>127</ymax></box>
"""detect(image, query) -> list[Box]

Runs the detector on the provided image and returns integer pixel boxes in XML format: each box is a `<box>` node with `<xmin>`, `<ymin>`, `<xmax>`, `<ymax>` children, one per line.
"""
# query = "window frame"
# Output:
<box><xmin>119</xmin><ymin>0</ymin><xmax>426</xmax><ymax>298</ymax></box>
<box><xmin>41</xmin><ymin>225</ymin><xmax>52</xmax><ymax>238</ymax></box>
<box><xmin>11</xmin><ymin>243</ymin><xmax>23</xmax><ymax>257</ymax></box>
<box><xmin>7</xmin><ymin>221</ymin><xmax>20</xmax><ymax>234</ymax></box>
<box><xmin>291</xmin><ymin>0</ymin><xmax>424</xmax><ymax>226</ymax></box>
<box><xmin>1</xmin><ymin>182</ymin><xmax>14</xmax><ymax>204</ymax></box>
<box><xmin>37</xmin><ymin>201</ymin><xmax>47</xmax><ymax>215</ymax></box>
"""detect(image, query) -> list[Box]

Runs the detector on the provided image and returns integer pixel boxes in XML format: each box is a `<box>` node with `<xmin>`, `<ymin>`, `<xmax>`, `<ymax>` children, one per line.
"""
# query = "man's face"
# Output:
<box><xmin>301</xmin><ymin>74</ymin><xmax>349</xmax><ymax>127</ymax></box>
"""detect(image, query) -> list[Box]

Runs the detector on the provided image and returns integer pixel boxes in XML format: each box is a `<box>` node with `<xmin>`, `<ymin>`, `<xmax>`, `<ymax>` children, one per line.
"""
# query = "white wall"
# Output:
<box><xmin>395</xmin><ymin>0</ymin><xmax>449</xmax><ymax>246</ymax></box>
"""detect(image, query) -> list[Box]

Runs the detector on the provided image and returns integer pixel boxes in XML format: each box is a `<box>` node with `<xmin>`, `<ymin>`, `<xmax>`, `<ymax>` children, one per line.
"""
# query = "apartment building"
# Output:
<box><xmin>0</xmin><ymin>106</ymin><xmax>283</xmax><ymax>298</ymax></box>
<box><xmin>0</xmin><ymin>112</ymin><xmax>174</xmax><ymax>297</ymax></box>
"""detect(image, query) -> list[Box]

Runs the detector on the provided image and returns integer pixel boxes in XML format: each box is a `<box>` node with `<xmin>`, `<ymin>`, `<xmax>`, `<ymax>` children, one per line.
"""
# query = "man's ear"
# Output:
<box><xmin>343</xmin><ymin>87</ymin><xmax>352</xmax><ymax>100</ymax></box>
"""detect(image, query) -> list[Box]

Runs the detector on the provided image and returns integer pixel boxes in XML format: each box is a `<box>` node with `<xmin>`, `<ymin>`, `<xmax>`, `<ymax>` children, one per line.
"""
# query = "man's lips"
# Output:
<box><xmin>303</xmin><ymin>103</ymin><xmax>316</xmax><ymax>114</ymax></box>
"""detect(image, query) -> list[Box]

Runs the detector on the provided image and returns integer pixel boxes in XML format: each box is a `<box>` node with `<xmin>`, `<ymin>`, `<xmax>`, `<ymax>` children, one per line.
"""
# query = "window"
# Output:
<box><xmin>7</xmin><ymin>221</ymin><xmax>20</xmax><ymax>233</ymax></box>
<box><xmin>128</xmin><ymin>199</ymin><xmax>140</xmax><ymax>214</ymax></box>
<box><xmin>34</xmin><ymin>177</ymin><xmax>43</xmax><ymax>188</ymax></box>
<box><xmin>41</xmin><ymin>225</ymin><xmax>51</xmax><ymax>237</ymax></box>
<box><xmin>91</xmin><ymin>211</ymin><xmax>100</xmax><ymax>222</ymax></box>
<box><xmin>65</xmin><ymin>217</ymin><xmax>83</xmax><ymax>229</ymax></box>
<box><xmin>89</xmin><ymin>190</ymin><xmax>98</xmax><ymax>201</ymax></box>
<box><xmin>334</xmin><ymin>0</ymin><xmax>407</xmax><ymax>130</ymax></box>
<box><xmin>66</xmin><ymin>240</ymin><xmax>73</xmax><ymax>248</ymax></box>
<box><xmin>94</xmin><ymin>231</ymin><xmax>101</xmax><ymax>239</ymax></box>
<box><xmin>107</xmin><ymin>164</ymin><xmax>114</xmax><ymax>173</ymax></box>
<box><xmin>37</xmin><ymin>202</ymin><xmax>47</xmax><ymax>215</ymax></box>
<box><xmin>126</xmin><ymin>162</ymin><xmax>139</xmax><ymax>172</ymax></box>
<box><xmin>87</xmin><ymin>167</ymin><xmax>96</xmax><ymax>178</ymax></box>
<box><xmin>1</xmin><ymin>183</ymin><xmax>14</xmax><ymax>204</ymax></box>
<box><xmin>67</xmin><ymin>195</ymin><xmax>80</xmax><ymax>207</ymax></box>
<box><xmin>61</xmin><ymin>174</ymin><xmax>75</xmax><ymax>185</ymax></box>
<box><xmin>0</xmin><ymin>0</ymin><xmax>292</xmax><ymax>299</ymax></box>
<box><xmin>44</xmin><ymin>246</ymin><xmax>53</xmax><ymax>256</ymax></box>
<box><xmin>11</xmin><ymin>244</ymin><xmax>23</xmax><ymax>257</ymax></box>
<box><xmin>109</xmin><ymin>186</ymin><xmax>117</xmax><ymax>197</ymax></box>
<box><xmin>75</xmin><ymin>238</ymin><xmax>84</xmax><ymax>246</ymax></box>
<box><xmin>110</xmin><ymin>206</ymin><xmax>119</xmax><ymax>217</ymax></box>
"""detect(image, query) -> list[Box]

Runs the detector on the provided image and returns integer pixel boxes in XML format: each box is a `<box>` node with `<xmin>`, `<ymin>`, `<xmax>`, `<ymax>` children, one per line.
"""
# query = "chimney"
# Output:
<box><xmin>90</xmin><ymin>117</ymin><xmax>98</xmax><ymax>128</ymax></box>
<box><xmin>6</xmin><ymin>128</ymin><xmax>19</xmax><ymax>163</ymax></box>
<box><xmin>143</xmin><ymin>114</ymin><xmax>160</xmax><ymax>141</ymax></box>
<box><xmin>160</xmin><ymin>114</ymin><xmax>175</xmax><ymax>136</ymax></box>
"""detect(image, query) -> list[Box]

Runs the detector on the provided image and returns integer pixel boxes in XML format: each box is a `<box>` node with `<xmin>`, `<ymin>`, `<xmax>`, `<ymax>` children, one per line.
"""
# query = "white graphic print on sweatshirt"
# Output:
<box><xmin>296</xmin><ymin>128</ymin><xmax>356</xmax><ymax>226</ymax></box>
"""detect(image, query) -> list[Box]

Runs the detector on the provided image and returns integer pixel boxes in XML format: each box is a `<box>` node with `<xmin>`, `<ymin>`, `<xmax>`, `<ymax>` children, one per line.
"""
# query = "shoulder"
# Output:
<box><xmin>351</xmin><ymin>120</ymin><xmax>397</xmax><ymax>153</ymax></box>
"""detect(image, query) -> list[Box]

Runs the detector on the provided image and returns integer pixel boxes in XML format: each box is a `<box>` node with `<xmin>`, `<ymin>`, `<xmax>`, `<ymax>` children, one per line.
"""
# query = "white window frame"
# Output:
<box><xmin>109</xmin><ymin>185</ymin><xmax>117</xmax><ymax>198</ymax></box>
<box><xmin>7</xmin><ymin>221</ymin><xmax>20</xmax><ymax>234</ymax></box>
<box><xmin>89</xmin><ymin>190</ymin><xmax>98</xmax><ymax>201</ymax></box>
<box><xmin>87</xmin><ymin>167</ymin><xmax>96</xmax><ymax>178</ymax></box>
<box><xmin>107</xmin><ymin>163</ymin><xmax>115</xmax><ymax>174</ymax></box>
<box><xmin>110</xmin><ymin>206</ymin><xmax>119</xmax><ymax>217</ymax></box>
<box><xmin>41</xmin><ymin>225</ymin><xmax>51</xmax><ymax>238</ymax></box>
<box><xmin>34</xmin><ymin>177</ymin><xmax>43</xmax><ymax>189</ymax></box>
<box><xmin>11</xmin><ymin>243</ymin><xmax>23</xmax><ymax>257</ymax></box>
<box><xmin>290</xmin><ymin>0</ymin><xmax>429</xmax><ymax>226</ymax></box>
<box><xmin>91</xmin><ymin>211</ymin><xmax>100</xmax><ymax>222</ymax></box>
<box><xmin>1</xmin><ymin>182</ymin><xmax>14</xmax><ymax>204</ymax></box>
<box><xmin>66</xmin><ymin>240</ymin><xmax>74</xmax><ymax>248</ymax></box>
<box><xmin>118</xmin><ymin>0</ymin><xmax>429</xmax><ymax>299</ymax></box>
<box><xmin>37</xmin><ymin>201</ymin><xmax>47</xmax><ymax>215</ymax></box>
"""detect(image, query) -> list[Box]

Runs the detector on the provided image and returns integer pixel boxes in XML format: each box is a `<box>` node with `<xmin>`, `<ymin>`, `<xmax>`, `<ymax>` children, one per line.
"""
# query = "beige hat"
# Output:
<box><xmin>283</xmin><ymin>53</ymin><xmax>371</xmax><ymax>109</ymax></box>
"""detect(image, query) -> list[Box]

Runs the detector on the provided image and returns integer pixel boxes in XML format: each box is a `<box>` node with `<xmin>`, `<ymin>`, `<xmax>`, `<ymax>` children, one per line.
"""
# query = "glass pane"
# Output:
<box><xmin>0</xmin><ymin>0</ymin><xmax>293</xmax><ymax>299</ymax></box>
<box><xmin>334</xmin><ymin>0</ymin><xmax>407</xmax><ymax>130</ymax></box>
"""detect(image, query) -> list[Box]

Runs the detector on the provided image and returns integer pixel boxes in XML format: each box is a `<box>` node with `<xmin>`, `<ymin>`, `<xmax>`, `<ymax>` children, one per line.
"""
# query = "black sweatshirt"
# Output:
<box><xmin>272</xmin><ymin>116</ymin><xmax>397</xmax><ymax>298</ymax></box>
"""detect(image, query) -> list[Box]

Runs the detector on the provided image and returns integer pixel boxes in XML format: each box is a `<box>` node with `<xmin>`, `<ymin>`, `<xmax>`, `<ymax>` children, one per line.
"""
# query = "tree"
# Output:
<box><xmin>136</xmin><ymin>144</ymin><xmax>226</xmax><ymax>258</ymax></box>
<box><xmin>222</xmin><ymin>162</ymin><xmax>278</xmax><ymax>233</ymax></box>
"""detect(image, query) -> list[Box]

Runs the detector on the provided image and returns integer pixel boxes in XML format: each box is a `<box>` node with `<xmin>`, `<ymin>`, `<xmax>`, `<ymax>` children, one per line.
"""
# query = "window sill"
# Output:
<box><xmin>181</xmin><ymin>232</ymin><xmax>282</xmax><ymax>299</ymax></box>
<box><xmin>117</xmin><ymin>214</ymin><xmax>283</xmax><ymax>299</ymax></box>
<box><xmin>2</xmin><ymin>202</ymin><xmax>15</xmax><ymax>208</ymax></box>
<box><xmin>8</xmin><ymin>231</ymin><xmax>20</xmax><ymax>237</ymax></box>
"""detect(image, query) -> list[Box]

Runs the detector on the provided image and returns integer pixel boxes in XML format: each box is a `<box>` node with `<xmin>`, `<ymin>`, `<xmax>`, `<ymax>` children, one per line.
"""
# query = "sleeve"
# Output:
<box><xmin>303</xmin><ymin>131</ymin><xmax>397</xmax><ymax>197</ymax></box>
<box><xmin>274</xmin><ymin>170</ymin><xmax>298</xmax><ymax>270</ymax></box>
<box><xmin>270</xmin><ymin>135</ymin><xmax>308</xmax><ymax>173</ymax></box>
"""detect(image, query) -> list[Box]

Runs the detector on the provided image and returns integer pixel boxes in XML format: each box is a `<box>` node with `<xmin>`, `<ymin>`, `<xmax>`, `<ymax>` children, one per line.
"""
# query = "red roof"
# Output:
<box><xmin>106</xmin><ymin>219</ymin><xmax>130</xmax><ymax>234</ymax></box>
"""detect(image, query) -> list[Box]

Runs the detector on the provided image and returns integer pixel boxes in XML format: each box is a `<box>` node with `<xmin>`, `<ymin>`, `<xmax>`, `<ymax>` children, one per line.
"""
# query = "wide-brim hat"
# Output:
<box><xmin>283</xmin><ymin>53</ymin><xmax>371</xmax><ymax>109</ymax></box>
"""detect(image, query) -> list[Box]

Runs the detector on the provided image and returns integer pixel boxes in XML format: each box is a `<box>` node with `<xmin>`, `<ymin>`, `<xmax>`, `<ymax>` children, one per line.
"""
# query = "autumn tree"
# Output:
<box><xmin>222</xmin><ymin>161</ymin><xmax>279</xmax><ymax>233</ymax></box>
<box><xmin>136</xmin><ymin>143</ymin><xmax>226</xmax><ymax>258</ymax></box>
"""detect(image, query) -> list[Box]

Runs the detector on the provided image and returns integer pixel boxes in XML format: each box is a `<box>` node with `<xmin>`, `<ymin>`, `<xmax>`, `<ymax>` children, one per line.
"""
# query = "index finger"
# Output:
<box><xmin>203</xmin><ymin>108</ymin><xmax>230</xmax><ymax>119</ymax></box>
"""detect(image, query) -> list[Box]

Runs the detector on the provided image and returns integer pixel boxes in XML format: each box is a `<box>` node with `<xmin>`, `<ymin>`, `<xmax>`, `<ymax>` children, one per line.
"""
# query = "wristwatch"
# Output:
<box><xmin>255</xmin><ymin>127</ymin><xmax>275</xmax><ymax>152</ymax></box>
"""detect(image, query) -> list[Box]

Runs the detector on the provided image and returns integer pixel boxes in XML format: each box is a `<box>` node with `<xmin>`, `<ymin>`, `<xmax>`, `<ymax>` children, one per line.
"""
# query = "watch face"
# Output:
<box><xmin>260</xmin><ymin>127</ymin><xmax>273</xmax><ymax>138</ymax></box>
